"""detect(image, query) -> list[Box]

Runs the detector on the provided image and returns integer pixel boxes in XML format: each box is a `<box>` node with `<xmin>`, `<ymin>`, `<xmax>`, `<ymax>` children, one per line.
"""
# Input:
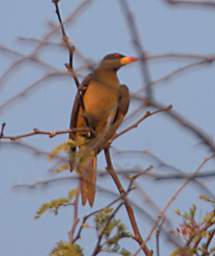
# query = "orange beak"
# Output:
<box><xmin>120</xmin><ymin>56</ymin><xmax>139</xmax><ymax>65</ymax></box>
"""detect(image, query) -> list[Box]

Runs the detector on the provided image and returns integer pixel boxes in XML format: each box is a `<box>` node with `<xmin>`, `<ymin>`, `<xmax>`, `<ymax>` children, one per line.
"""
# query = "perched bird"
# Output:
<box><xmin>69</xmin><ymin>53</ymin><xmax>139</xmax><ymax>206</ymax></box>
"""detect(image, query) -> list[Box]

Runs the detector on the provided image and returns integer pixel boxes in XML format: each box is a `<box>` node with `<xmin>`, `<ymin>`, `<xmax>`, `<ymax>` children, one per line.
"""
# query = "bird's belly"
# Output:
<box><xmin>84</xmin><ymin>83</ymin><xmax>119</xmax><ymax>123</ymax></box>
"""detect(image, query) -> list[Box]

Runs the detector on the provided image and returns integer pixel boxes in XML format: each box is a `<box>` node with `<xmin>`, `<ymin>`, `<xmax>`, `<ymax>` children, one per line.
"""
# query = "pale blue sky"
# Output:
<box><xmin>1</xmin><ymin>0</ymin><xmax>215</xmax><ymax>255</ymax></box>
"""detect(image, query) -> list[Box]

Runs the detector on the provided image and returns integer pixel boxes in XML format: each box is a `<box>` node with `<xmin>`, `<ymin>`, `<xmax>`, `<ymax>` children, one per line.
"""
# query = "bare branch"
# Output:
<box><xmin>150</xmin><ymin>100</ymin><xmax>215</xmax><ymax>155</ymax></box>
<box><xmin>0</xmin><ymin>122</ymin><xmax>6</xmax><ymax>137</ymax></box>
<box><xmin>151</xmin><ymin>57</ymin><xmax>215</xmax><ymax>86</ymax></box>
<box><xmin>52</xmin><ymin>0</ymin><xmax>93</xmax><ymax>133</ymax></box>
<box><xmin>166</xmin><ymin>0</ymin><xmax>215</xmax><ymax>8</ymax></box>
<box><xmin>0</xmin><ymin>127</ymin><xmax>91</xmax><ymax>141</ymax></box>
<box><xmin>113</xmin><ymin>105</ymin><xmax>172</xmax><ymax>141</ymax></box>
<box><xmin>68</xmin><ymin>187</ymin><xmax>80</xmax><ymax>243</ymax></box>
<box><xmin>0</xmin><ymin>72</ymin><xmax>68</xmax><ymax>114</ymax></box>
<box><xmin>119</xmin><ymin>0</ymin><xmax>152</xmax><ymax>101</ymax></box>
<box><xmin>91</xmin><ymin>203</ymin><xmax>124</xmax><ymax>256</ymax></box>
<box><xmin>72</xmin><ymin>185</ymin><xmax>135</xmax><ymax>244</ymax></box>
<box><xmin>104</xmin><ymin>148</ymin><xmax>152</xmax><ymax>256</ymax></box>
<box><xmin>146</xmin><ymin>155</ymin><xmax>213</xmax><ymax>243</ymax></box>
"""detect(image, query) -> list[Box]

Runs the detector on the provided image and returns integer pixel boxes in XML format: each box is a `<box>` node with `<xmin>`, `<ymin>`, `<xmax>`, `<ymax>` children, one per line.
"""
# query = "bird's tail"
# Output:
<box><xmin>78</xmin><ymin>149</ymin><xmax>97</xmax><ymax>206</ymax></box>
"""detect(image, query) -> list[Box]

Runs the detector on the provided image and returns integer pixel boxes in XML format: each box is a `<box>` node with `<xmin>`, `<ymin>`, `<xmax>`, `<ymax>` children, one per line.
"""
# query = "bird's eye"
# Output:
<box><xmin>114</xmin><ymin>54</ymin><xmax>121</xmax><ymax>59</ymax></box>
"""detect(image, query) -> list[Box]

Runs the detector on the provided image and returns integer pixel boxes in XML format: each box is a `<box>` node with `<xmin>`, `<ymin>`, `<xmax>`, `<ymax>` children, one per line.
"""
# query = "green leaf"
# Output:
<box><xmin>53</xmin><ymin>163</ymin><xmax>70</xmax><ymax>173</ymax></box>
<box><xmin>170</xmin><ymin>248</ymin><xmax>194</xmax><ymax>256</ymax></box>
<box><xmin>199</xmin><ymin>194</ymin><xmax>215</xmax><ymax>204</ymax></box>
<box><xmin>68</xmin><ymin>188</ymin><xmax>78</xmax><ymax>200</ymax></box>
<box><xmin>35</xmin><ymin>198</ymin><xmax>69</xmax><ymax>219</ymax></box>
<box><xmin>94</xmin><ymin>207</ymin><xmax>132</xmax><ymax>254</ymax></box>
<box><xmin>50</xmin><ymin>241</ymin><xmax>83</xmax><ymax>256</ymax></box>
<box><xmin>49</xmin><ymin>139</ymin><xmax>76</xmax><ymax>160</ymax></box>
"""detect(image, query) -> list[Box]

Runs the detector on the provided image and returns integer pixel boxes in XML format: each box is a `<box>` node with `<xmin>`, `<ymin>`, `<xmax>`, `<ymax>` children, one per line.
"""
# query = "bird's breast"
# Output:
<box><xmin>83</xmin><ymin>81</ymin><xmax>119</xmax><ymax>122</ymax></box>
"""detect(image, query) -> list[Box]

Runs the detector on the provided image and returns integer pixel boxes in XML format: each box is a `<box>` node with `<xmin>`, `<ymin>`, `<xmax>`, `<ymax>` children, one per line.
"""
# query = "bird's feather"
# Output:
<box><xmin>78</xmin><ymin>149</ymin><xmax>96</xmax><ymax>206</ymax></box>
<box><xmin>69</xmin><ymin>67</ymin><xmax>130</xmax><ymax>206</ymax></box>
<box><xmin>69</xmin><ymin>73</ymin><xmax>93</xmax><ymax>141</ymax></box>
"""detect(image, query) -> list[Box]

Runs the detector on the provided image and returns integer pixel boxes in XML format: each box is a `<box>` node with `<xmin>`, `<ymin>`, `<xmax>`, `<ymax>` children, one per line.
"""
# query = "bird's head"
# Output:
<box><xmin>98</xmin><ymin>53</ymin><xmax>139</xmax><ymax>71</ymax></box>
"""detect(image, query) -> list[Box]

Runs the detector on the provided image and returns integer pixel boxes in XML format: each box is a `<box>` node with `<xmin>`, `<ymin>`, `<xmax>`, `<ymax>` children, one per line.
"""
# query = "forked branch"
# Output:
<box><xmin>104</xmin><ymin>148</ymin><xmax>153</xmax><ymax>256</ymax></box>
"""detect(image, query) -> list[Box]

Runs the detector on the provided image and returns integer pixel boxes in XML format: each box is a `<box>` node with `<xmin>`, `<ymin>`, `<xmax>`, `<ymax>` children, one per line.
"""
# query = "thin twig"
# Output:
<box><xmin>146</xmin><ymin>155</ymin><xmax>213</xmax><ymax>243</ymax></box>
<box><xmin>104</xmin><ymin>148</ymin><xmax>152</xmax><ymax>256</ymax></box>
<box><xmin>144</xmin><ymin>151</ymin><xmax>215</xmax><ymax>199</ymax></box>
<box><xmin>0</xmin><ymin>127</ymin><xmax>91</xmax><ymax>141</ymax></box>
<box><xmin>150</xmin><ymin>100</ymin><xmax>215</xmax><ymax>155</ymax></box>
<box><xmin>204</xmin><ymin>228</ymin><xmax>215</xmax><ymax>252</ymax></box>
<box><xmin>133</xmin><ymin>155</ymin><xmax>212</xmax><ymax>255</ymax></box>
<box><xmin>0</xmin><ymin>48</ymin><xmax>57</xmax><ymax>90</ymax></box>
<box><xmin>17</xmin><ymin>37</ymin><xmax>94</xmax><ymax>69</ymax></box>
<box><xmin>167</xmin><ymin>0</ymin><xmax>215</xmax><ymax>8</ymax></box>
<box><xmin>0</xmin><ymin>72</ymin><xmax>68</xmax><ymax>114</ymax></box>
<box><xmin>35</xmin><ymin>0</ymin><xmax>93</xmax><ymax>54</ymax></box>
<box><xmin>186</xmin><ymin>212</ymin><xmax>215</xmax><ymax>248</ymax></box>
<box><xmin>72</xmin><ymin>186</ymin><xmax>135</xmax><ymax>244</ymax></box>
<box><xmin>52</xmin><ymin>0</ymin><xmax>91</xmax><ymax>132</ymax></box>
<box><xmin>151</xmin><ymin>57</ymin><xmax>215</xmax><ymax>86</ymax></box>
<box><xmin>0</xmin><ymin>122</ymin><xmax>6</xmax><ymax>137</ymax></box>
<box><xmin>113</xmin><ymin>105</ymin><xmax>172</xmax><ymax>141</ymax></box>
<box><xmin>120</xmin><ymin>0</ymin><xmax>152</xmax><ymax>101</ymax></box>
<box><xmin>68</xmin><ymin>187</ymin><xmax>80</xmax><ymax>243</ymax></box>
<box><xmin>91</xmin><ymin>203</ymin><xmax>124</xmax><ymax>256</ymax></box>
<box><xmin>155</xmin><ymin>217</ymin><xmax>166</xmax><ymax>256</ymax></box>
<box><xmin>155</xmin><ymin>229</ymin><xmax>160</xmax><ymax>256</ymax></box>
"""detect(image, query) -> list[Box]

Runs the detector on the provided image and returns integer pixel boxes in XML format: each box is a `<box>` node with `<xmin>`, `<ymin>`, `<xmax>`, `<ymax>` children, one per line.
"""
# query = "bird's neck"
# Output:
<box><xmin>93</xmin><ymin>69</ymin><xmax>120</xmax><ymax>87</ymax></box>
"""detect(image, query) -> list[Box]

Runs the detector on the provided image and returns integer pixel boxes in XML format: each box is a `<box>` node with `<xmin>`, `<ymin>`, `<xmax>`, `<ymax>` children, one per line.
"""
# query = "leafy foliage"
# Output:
<box><xmin>48</xmin><ymin>139</ymin><xmax>94</xmax><ymax>174</ymax></box>
<box><xmin>48</xmin><ymin>139</ymin><xmax>77</xmax><ymax>173</ymax></box>
<box><xmin>199</xmin><ymin>194</ymin><xmax>215</xmax><ymax>206</ymax></box>
<box><xmin>35</xmin><ymin>198</ymin><xmax>70</xmax><ymax>219</ymax></box>
<box><xmin>173</xmin><ymin>197</ymin><xmax>215</xmax><ymax>255</ymax></box>
<box><xmin>171</xmin><ymin>247</ymin><xmax>195</xmax><ymax>256</ymax></box>
<box><xmin>53</xmin><ymin>163</ymin><xmax>71</xmax><ymax>173</ymax></box>
<box><xmin>35</xmin><ymin>189</ymin><xmax>77</xmax><ymax>219</ymax></box>
<box><xmin>50</xmin><ymin>241</ymin><xmax>83</xmax><ymax>256</ymax></box>
<box><xmin>48</xmin><ymin>139</ymin><xmax>76</xmax><ymax>161</ymax></box>
<box><xmin>94</xmin><ymin>207</ymin><xmax>132</xmax><ymax>255</ymax></box>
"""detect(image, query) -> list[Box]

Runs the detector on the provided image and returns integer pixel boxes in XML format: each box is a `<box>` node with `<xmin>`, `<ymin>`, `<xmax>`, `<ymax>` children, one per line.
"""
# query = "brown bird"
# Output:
<box><xmin>69</xmin><ymin>53</ymin><xmax>139</xmax><ymax>206</ymax></box>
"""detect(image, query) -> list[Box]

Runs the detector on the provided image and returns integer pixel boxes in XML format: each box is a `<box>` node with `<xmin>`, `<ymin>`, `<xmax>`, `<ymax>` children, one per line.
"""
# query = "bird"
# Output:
<box><xmin>69</xmin><ymin>53</ymin><xmax>139</xmax><ymax>206</ymax></box>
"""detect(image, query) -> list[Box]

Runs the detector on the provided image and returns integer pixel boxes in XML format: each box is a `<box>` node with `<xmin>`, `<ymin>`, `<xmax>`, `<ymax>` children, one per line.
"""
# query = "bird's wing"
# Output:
<box><xmin>112</xmin><ymin>84</ymin><xmax>130</xmax><ymax>125</ymax></box>
<box><xmin>95</xmin><ymin>84</ymin><xmax>129</xmax><ymax>151</ymax></box>
<box><xmin>69</xmin><ymin>73</ymin><xmax>93</xmax><ymax>139</ymax></box>
<box><xmin>118</xmin><ymin>84</ymin><xmax>130</xmax><ymax>117</ymax></box>
<box><xmin>69</xmin><ymin>74</ymin><xmax>93</xmax><ymax>172</ymax></box>
<box><xmin>69</xmin><ymin>73</ymin><xmax>96</xmax><ymax>206</ymax></box>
